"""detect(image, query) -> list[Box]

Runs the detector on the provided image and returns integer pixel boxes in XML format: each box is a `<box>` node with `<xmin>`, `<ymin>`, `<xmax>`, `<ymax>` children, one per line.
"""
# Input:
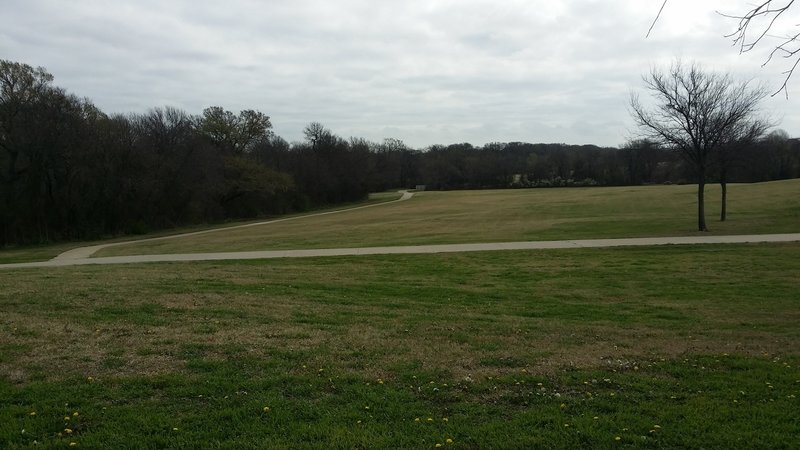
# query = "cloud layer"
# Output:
<box><xmin>2</xmin><ymin>0</ymin><xmax>798</xmax><ymax>147</ymax></box>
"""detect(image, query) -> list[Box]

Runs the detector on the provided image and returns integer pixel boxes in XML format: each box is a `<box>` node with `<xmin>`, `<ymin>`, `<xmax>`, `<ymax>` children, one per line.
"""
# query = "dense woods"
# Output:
<box><xmin>2</xmin><ymin>60</ymin><xmax>799</xmax><ymax>246</ymax></box>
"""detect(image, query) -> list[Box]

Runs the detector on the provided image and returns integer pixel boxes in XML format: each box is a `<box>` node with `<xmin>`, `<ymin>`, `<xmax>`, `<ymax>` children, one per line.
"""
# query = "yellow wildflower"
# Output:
<box><xmin>64</xmin><ymin>428</ymin><xmax>73</xmax><ymax>434</ymax></box>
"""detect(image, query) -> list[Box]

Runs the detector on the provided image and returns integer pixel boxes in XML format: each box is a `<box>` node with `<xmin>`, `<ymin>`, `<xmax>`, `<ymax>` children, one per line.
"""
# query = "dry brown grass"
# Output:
<box><xmin>93</xmin><ymin>179</ymin><xmax>800</xmax><ymax>257</ymax></box>
<box><xmin>4</xmin><ymin>307</ymin><xmax>795</xmax><ymax>385</ymax></box>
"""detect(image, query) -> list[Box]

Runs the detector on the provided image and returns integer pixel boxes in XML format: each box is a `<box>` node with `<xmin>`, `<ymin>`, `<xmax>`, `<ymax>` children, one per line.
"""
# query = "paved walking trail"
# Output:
<box><xmin>49</xmin><ymin>190</ymin><xmax>417</xmax><ymax>261</ymax></box>
<box><xmin>2</xmin><ymin>190</ymin><xmax>799</xmax><ymax>269</ymax></box>
<box><xmin>3</xmin><ymin>233</ymin><xmax>799</xmax><ymax>270</ymax></box>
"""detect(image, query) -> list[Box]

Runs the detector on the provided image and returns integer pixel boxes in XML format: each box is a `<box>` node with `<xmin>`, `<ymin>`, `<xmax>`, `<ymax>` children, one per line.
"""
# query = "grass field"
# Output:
<box><xmin>93</xmin><ymin>179</ymin><xmax>800</xmax><ymax>258</ymax></box>
<box><xmin>1</xmin><ymin>181</ymin><xmax>798</xmax><ymax>447</ymax></box>
<box><xmin>0</xmin><ymin>191</ymin><xmax>405</xmax><ymax>264</ymax></box>
<box><xmin>2</xmin><ymin>244</ymin><xmax>799</xmax><ymax>448</ymax></box>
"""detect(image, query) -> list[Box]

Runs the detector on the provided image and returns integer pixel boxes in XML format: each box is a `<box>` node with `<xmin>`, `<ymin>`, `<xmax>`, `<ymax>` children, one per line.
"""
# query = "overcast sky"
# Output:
<box><xmin>2</xmin><ymin>0</ymin><xmax>798</xmax><ymax>147</ymax></box>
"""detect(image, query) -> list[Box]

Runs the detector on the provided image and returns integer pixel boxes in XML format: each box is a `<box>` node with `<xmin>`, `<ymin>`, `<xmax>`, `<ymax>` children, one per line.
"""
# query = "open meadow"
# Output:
<box><xmin>93</xmin><ymin>179</ymin><xmax>800</xmax><ymax>258</ymax></box>
<box><xmin>1</xmin><ymin>181</ymin><xmax>799</xmax><ymax>448</ymax></box>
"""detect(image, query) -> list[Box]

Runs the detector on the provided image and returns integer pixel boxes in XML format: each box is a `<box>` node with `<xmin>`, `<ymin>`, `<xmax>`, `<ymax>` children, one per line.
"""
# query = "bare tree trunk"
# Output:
<box><xmin>6</xmin><ymin>150</ymin><xmax>19</xmax><ymax>182</ymax></box>
<box><xmin>719</xmin><ymin>166</ymin><xmax>727</xmax><ymax>222</ymax></box>
<box><xmin>698</xmin><ymin>171</ymin><xmax>709</xmax><ymax>232</ymax></box>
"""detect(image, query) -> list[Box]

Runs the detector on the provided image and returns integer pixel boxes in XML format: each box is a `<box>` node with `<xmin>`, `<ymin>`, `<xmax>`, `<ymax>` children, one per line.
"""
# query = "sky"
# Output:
<box><xmin>2</xmin><ymin>0</ymin><xmax>798</xmax><ymax>148</ymax></box>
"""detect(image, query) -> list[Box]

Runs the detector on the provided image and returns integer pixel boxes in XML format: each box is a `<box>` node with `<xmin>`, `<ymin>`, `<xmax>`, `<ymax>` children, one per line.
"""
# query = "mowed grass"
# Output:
<box><xmin>0</xmin><ymin>243</ymin><xmax>82</xmax><ymax>265</ymax></box>
<box><xmin>95</xmin><ymin>179</ymin><xmax>800</xmax><ymax>257</ymax></box>
<box><xmin>1</xmin><ymin>244</ymin><xmax>799</xmax><ymax>448</ymax></box>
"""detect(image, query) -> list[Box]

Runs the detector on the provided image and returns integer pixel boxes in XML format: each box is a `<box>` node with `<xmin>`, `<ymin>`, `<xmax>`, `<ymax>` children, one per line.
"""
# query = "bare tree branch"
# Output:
<box><xmin>718</xmin><ymin>1</ymin><xmax>797</xmax><ymax>96</ymax></box>
<box><xmin>647</xmin><ymin>0</ymin><xmax>669</xmax><ymax>38</ymax></box>
<box><xmin>651</xmin><ymin>1</ymin><xmax>798</xmax><ymax>96</ymax></box>
<box><xmin>720</xmin><ymin>1</ymin><xmax>794</xmax><ymax>52</ymax></box>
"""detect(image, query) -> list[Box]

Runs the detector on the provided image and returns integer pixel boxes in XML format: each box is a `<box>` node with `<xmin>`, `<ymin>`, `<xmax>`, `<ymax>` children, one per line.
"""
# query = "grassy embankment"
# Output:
<box><xmin>93</xmin><ymin>179</ymin><xmax>800</xmax><ymax>257</ymax></box>
<box><xmin>1</xmin><ymin>180</ymin><xmax>798</xmax><ymax>263</ymax></box>
<box><xmin>0</xmin><ymin>191</ymin><xmax>404</xmax><ymax>264</ymax></box>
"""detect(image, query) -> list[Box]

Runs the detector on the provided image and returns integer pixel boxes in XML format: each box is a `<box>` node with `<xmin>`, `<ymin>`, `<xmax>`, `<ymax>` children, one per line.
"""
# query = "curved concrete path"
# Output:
<box><xmin>50</xmin><ymin>190</ymin><xmax>416</xmax><ymax>261</ymax></box>
<box><xmin>2</xmin><ymin>233</ymin><xmax>799</xmax><ymax>269</ymax></box>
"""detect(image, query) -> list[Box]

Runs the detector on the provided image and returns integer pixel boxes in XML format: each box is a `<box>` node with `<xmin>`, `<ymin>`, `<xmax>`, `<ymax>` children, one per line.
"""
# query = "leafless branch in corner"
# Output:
<box><xmin>646</xmin><ymin>0</ymin><xmax>668</xmax><ymax>38</ymax></box>
<box><xmin>650</xmin><ymin>1</ymin><xmax>799</xmax><ymax>97</ymax></box>
<box><xmin>718</xmin><ymin>0</ymin><xmax>798</xmax><ymax>97</ymax></box>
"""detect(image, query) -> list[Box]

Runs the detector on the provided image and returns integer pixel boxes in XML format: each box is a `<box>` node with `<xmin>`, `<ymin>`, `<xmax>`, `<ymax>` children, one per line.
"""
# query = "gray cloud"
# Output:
<box><xmin>1</xmin><ymin>0</ymin><xmax>797</xmax><ymax>147</ymax></box>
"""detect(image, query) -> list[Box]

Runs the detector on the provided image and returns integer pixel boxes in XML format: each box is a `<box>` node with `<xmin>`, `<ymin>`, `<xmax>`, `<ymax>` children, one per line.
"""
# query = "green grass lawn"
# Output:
<box><xmin>93</xmin><ymin>179</ymin><xmax>800</xmax><ymax>257</ymax></box>
<box><xmin>2</xmin><ymin>244</ymin><xmax>798</xmax><ymax>448</ymax></box>
<box><xmin>0</xmin><ymin>243</ymin><xmax>84</xmax><ymax>266</ymax></box>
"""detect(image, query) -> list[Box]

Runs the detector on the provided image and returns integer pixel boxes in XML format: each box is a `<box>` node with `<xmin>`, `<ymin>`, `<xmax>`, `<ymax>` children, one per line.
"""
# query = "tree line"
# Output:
<box><xmin>1</xmin><ymin>60</ymin><xmax>798</xmax><ymax>246</ymax></box>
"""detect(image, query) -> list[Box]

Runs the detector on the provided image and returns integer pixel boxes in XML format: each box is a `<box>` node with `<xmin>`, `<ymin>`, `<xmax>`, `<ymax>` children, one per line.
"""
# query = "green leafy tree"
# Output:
<box><xmin>198</xmin><ymin>106</ymin><xmax>271</xmax><ymax>154</ymax></box>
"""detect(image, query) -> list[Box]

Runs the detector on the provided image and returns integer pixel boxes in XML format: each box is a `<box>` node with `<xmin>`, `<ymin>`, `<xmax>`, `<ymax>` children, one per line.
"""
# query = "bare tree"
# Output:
<box><xmin>715</xmin><ymin>119</ymin><xmax>771</xmax><ymax>221</ymax></box>
<box><xmin>0</xmin><ymin>61</ymin><xmax>54</xmax><ymax>183</ymax></box>
<box><xmin>630</xmin><ymin>61</ymin><xmax>768</xmax><ymax>231</ymax></box>
<box><xmin>649</xmin><ymin>1</ymin><xmax>798</xmax><ymax>96</ymax></box>
<box><xmin>303</xmin><ymin>122</ymin><xmax>329</xmax><ymax>151</ymax></box>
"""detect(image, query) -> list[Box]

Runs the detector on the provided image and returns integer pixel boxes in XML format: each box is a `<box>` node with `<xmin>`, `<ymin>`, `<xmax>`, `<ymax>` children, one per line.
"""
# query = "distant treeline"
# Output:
<box><xmin>405</xmin><ymin>136</ymin><xmax>800</xmax><ymax>190</ymax></box>
<box><xmin>2</xmin><ymin>60</ymin><xmax>799</xmax><ymax>246</ymax></box>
